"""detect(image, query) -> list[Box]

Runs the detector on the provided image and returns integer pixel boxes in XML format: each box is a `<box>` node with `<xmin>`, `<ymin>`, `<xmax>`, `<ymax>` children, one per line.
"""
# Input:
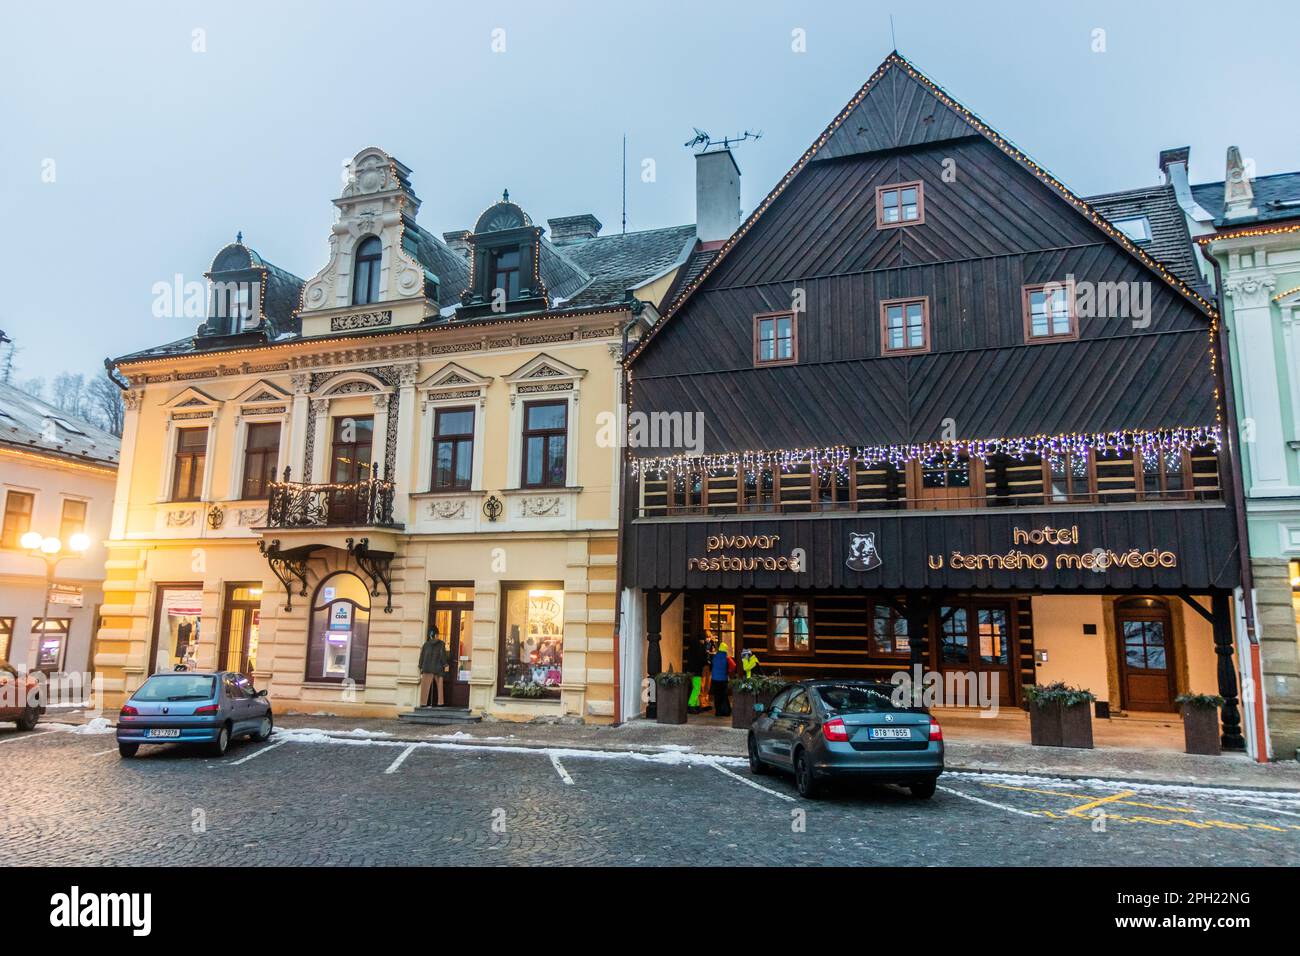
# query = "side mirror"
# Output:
<box><xmin>255</xmin><ymin>689</ymin><xmax>268</xmax><ymax>698</ymax></box>
<box><xmin>753</xmin><ymin>703</ymin><xmax>766</xmax><ymax>714</ymax></box>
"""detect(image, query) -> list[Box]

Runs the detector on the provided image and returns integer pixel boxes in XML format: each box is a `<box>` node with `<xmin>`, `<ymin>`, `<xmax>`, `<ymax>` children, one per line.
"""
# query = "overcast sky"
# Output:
<box><xmin>1</xmin><ymin>0</ymin><xmax>1296</xmax><ymax>383</ymax></box>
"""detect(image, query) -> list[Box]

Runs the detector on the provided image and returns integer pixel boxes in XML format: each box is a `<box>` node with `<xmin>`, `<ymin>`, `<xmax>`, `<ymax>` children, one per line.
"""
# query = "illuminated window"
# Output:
<box><xmin>500</xmin><ymin>584</ymin><xmax>564</xmax><ymax>696</ymax></box>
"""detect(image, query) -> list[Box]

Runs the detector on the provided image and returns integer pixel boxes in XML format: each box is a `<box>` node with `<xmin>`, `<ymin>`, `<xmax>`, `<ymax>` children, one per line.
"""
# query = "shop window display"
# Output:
<box><xmin>153</xmin><ymin>586</ymin><xmax>203</xmax><ymax>673</ymax></box>
<box><xmin>501</xmin><ymin>584</ymin><xmax>564</xmax><ymax>696</ymax></box>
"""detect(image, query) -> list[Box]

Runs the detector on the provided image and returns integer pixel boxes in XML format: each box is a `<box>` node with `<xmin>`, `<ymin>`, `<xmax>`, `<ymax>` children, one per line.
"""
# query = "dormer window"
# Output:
<box><xmin>1113</xmin><ymin>216</ymin><xmax>1152</xmax><ymax>243</ymax></box>
<box><xmin>352</xmin><ymin>236</ymin><xmax>382</xmax><ymax>305</ymax></box>
<box><xmin>490</xmin><ymin>248</ymin><xmax>522</xmax><ymax>300</ymax></box>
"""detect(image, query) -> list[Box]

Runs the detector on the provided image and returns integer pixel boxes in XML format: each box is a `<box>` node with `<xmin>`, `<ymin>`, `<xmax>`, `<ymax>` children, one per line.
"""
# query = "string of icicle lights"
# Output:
<box><xmin>629</xmin><ymin>425</ymin><xmax>1223</xmax><ymax>478</ymax></box>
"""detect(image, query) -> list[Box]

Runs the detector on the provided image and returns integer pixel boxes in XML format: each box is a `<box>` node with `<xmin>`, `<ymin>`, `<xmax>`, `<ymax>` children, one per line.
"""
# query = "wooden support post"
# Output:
<box><xmin>1212</xmin><ymin>591</ymin><xmax>1245</xmax><ymax>751</ymax></box>
<box><xmin>904</xmin><ymin>594</ymin><xmax>930</xmax><ymax>706</ymax></box>
<box><xmin>645</xmin><ymin>590</ymin><xmax>662</xmax><ymax>718</ymax></box>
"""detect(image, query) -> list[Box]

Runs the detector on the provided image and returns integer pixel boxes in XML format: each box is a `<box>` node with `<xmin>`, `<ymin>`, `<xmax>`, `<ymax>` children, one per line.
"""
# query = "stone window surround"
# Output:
<box><xmin>415</xmin><ymin>363</ymin><xmax>492</xmax><ymax>495</ymax></box>
<box><xmin>502</xmin><ymin>353</ymin><xmax>586</xmax><ymax>492</ymax></box>
<box><xmin>158</xmin><ymin>390</ymin><xmax>220</xmax><ymax>503</ymax></box>
<box><xmin>307</xmin><ymin>371</ymin><xmax>394</xmax><ymax>483</ymax></box>
<box><xmin>225</xmin><ymin>403</ymin><xmax>291</xmax><ymax>503</ymax></box>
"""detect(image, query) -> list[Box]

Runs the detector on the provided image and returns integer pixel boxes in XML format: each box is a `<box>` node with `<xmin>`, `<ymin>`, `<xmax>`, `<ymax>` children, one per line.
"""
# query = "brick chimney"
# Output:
<box><xmin>695</xmin><ymin>148</ymin><xmax>741</xmax><ymax>244</ymax></box>
<box><xmin>547</xmin><ymin>214</ymin><xmax>602</xmax><ymax>245</ymax></box>
<box><xmin>442</xmin><ymin>230</ymin><xmax>471</xmax><ymax>261</ymax></box>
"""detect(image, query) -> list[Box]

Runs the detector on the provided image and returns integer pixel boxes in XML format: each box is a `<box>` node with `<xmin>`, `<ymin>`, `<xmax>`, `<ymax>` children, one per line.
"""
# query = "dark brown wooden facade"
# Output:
<box><xmin>620</xmin><ymin>54</ymin><xmax>1243</xmax><ymax>742</ymax></box>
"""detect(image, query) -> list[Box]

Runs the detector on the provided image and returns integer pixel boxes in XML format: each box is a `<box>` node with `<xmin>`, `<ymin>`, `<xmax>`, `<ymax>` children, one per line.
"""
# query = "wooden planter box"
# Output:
<box><xmin>732</xmin><ymin>687</ymin><xmax>781</xmax><ymax>730</ymax></box>
<box><xmin>656</xmin><ymin>681</ymin><xmax>690</xmax><ymax>725</ymax></box>
<box><xmin>1182</xmin><ymin>704</ymin><xmax>1221</xmax><ymax>756</ymax></box>
<box><xmin>1029</xmin><ymin>700</ymin><xmax>1094</xmax><ymax>749</ymax></box>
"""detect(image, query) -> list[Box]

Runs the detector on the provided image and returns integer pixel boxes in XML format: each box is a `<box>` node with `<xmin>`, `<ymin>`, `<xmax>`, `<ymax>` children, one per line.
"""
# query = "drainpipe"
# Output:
<box><xmin>1198</xmin><ymin>240</ymin><xmax>1269</xmax><ymax>761</ymax></box>
<box><xmin>611</xmin><ymin>305</ymin><xmax>645</xmax><ymax>725</ymax></box>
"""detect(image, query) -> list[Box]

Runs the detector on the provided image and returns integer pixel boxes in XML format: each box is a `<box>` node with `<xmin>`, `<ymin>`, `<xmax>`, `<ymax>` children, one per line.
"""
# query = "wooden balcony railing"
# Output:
<box><xmin>266</xmin><ymin>467</ymin><xmax>396</xmax><ymax>529</ymax></box>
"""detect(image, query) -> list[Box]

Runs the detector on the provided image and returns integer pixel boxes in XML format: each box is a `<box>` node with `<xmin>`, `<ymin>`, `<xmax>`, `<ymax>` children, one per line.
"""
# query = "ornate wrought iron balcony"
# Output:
<box><xmin>266</xmin><ymin>467</ymin><xmax>397</xmax><ymax>528</ymax></box>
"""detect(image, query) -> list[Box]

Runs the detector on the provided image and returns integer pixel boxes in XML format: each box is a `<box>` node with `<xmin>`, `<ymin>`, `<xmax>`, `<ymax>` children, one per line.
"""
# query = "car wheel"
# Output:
<box><xmin>910</xmin><ymin>780</ymin><xmax>937</xmax><ymax>800</ymax></box>
<box><xmin>15</xmin><ymin>706</ymin><xmax>39</xmax><ymax>732</ymax></box>
<box><xmin>252</xmin><ymin>713</ymin><xmax>273</xmax><ymax>742</ymax></box>
<box><xmin>118</xmin><ymin>742</ymin><xmax>139</xmax><ymax>758</ymax></box>
<box><xmin>211</xmin><ymin>724</ymin><xmax>231</xmax><ymax>756</ymax></box>
<box><xmin>794</xmin><ymin>749</ymin><xmax>820</xmax><ymax>799</ymax></box>
<box><xmin>747</xmin><ymin>733</ymin><xmax>766</xmax><ymax>775</ymax></box>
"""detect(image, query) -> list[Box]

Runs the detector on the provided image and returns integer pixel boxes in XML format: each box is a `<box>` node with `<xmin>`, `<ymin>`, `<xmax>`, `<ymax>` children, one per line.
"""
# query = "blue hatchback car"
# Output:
<box><xmin>117</xmin><ymin>671</ymin><xmax>272</xmax><ymax>758</ymax></box>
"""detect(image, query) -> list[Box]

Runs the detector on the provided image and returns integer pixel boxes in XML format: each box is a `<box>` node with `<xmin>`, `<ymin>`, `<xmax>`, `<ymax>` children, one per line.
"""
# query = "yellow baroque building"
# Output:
<box><xmin>96</xmin><ymin>146</ymin><xmax>700</xmax><ymax>723</ymax></box>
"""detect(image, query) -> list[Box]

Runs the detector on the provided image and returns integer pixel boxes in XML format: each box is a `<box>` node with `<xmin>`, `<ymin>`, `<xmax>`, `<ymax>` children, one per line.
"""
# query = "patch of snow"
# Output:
<box><xmin>268</xmin><ymin>727</ymin><xmax>747</xmax><ymax>766</ymax></box>
<box><xmin>44</xmin><ymin>717</ymin><xmax>116</xmax><ymax>735</ymax></box>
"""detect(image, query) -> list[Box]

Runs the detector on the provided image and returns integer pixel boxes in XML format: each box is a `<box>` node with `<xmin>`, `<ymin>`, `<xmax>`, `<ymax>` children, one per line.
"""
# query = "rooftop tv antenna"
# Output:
<box><xmin>684</xmin><ymin>128</ymin><xmax>763</xmax><ymax>153</ymax></box>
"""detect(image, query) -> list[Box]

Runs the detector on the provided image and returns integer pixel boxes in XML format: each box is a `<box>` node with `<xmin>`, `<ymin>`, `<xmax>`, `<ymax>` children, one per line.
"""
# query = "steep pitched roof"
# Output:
<box><xmin>1087</xmin><ymin>183</ymin><xmax>1206</xmax><ymax>290</ymax></box>
<box><xmin>554</xmin><ymin>224</ymin><xmax>695</xmax><ymax>309</ymax></box>
<box><xmin>1190</xmin><ymin>171</ymin><xmax>1300</xmax><ymax>227</ymax></box>
<box><xmin>0</xmin><ymin>381</ymin><xmax>120</xmax><ymax>468</ymax></box>
<box><xmin>401</xmin><ymin>217</ymin><xmax>471</xmax><ymax>308</ymax></box>
<box><xmin>630</xmin><ymin>51</ymin><xmax>1217</xmax><ymax>363</ymax></box>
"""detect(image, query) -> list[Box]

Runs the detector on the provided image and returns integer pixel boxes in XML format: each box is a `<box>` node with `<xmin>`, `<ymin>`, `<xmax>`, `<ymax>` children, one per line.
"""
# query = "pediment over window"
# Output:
<box><xmin>316</xmin><ymin>370</ymin><xmax>392</xmax><ymax>398</ymax></box>
<box><xmin>231</xmin><ymin>379</ymin><xmax>291</xmax><ymax>405</ymax></box>
<box><xmin>420</xmin><ymin>362</ymin><xmax>493</xmax><ymax>392</ymax></box>
<box><xmin>504</xmin><ymin>353</ymin><xmax>587</xmax><ymax>385</ymax></box>
<box><xmin>162</xmin><ymin>386</ymin><xmax>221</xmax><ymax>410</ymax></box>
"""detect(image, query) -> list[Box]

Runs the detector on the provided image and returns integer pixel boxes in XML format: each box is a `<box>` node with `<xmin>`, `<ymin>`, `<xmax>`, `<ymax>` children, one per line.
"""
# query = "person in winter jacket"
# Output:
<box><xmin>711</xmin><ymin>642</ymin><xmax>732</xmax><ymax>717</ymax></box>
<box><xmin>418</xmin><ymin>626</ymin><xmax>449</xmax><ymax>707</ymax></box>
<box><xmin>741</xmin><ymin>648</ymin><xmax>760</xmax><ymax>680</ymax></box>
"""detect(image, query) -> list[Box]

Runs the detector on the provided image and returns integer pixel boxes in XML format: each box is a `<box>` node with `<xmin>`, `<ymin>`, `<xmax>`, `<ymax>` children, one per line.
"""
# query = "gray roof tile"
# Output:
<box><xmin>0</xmin><ymin>382</ymin><xmax>120</xmax><ymax>467</ymax></box>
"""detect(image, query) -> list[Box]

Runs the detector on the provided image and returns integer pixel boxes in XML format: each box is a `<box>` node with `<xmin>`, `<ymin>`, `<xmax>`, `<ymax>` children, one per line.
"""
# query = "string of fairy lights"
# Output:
<box><xmin>629</xmin><ymin>424</ymin><xmax>1222</xmax><ymax>480</ymax></box>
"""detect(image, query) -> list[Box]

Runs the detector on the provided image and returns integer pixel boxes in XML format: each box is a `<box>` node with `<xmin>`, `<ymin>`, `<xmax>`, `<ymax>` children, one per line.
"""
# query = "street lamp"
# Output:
<box><xmin>22</xmin><ymin>531</ymin><xmax>91</xmax><ymax>673</ymax></box>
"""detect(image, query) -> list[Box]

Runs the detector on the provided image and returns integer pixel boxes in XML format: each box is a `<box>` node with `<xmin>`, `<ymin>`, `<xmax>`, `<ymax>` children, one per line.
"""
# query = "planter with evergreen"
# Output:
<box><xmin>654</xmin><ymin>668</ymin><xmax>693</xmax><ymax>725</ymax></box>
<box><xmin>1023</xmin><ymin>682</ymin><xmax>1096</xmax><ymax>749</ymax></box>
<box><xmin>730</xmin><ymin>674</ymin><xmax>788</xmax><ymax>730</ymax></box>
<box><xmin>1176</xmin><ymin>693</ymin><xmax>1223</xmax><ymax>756</ymax></box>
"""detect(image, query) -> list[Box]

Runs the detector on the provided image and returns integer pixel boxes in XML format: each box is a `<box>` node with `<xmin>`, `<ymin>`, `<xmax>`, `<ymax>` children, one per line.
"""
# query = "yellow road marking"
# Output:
<box><xmin>976</xmin><ymin>782</ymin><xmax>1300</xmax><ymax>834</ymax></box>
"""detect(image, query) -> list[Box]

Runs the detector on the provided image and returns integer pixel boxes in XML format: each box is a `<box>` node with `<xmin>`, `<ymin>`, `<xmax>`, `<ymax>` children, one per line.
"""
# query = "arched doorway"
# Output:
<box><xmin>1115</xmin><ymin>597</ymin><xmax>1176</xmax><ymax>712</ymax></box>
<box><xmin>306</xmin><ymin>571</ymin><xmax>371</xmax><ymax>685</ymax></box>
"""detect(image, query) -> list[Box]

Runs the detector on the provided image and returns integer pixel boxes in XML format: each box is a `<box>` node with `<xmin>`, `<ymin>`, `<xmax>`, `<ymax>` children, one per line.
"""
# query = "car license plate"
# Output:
<box><xmin>146</xmin><ymin>728</ymin><xmax>181</xmax><ymax>738</ymax></box>
<box><xmin>868</xmin><ymin>727</ymin><xmax>911</xmax><ymax>740</ymax></box>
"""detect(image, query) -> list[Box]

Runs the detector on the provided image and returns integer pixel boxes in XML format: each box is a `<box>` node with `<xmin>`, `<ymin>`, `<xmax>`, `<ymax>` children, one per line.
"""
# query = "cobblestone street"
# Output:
<box><xmin>3</xmin><ymin>725</ymin><xmax>1298</xmax><ymax>867</ymax></box>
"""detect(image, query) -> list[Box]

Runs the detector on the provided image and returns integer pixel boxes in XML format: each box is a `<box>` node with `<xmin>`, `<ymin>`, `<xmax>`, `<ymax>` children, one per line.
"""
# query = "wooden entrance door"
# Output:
<box><xmin>933</xmin><ymin>601</ymin><xmax>1016</xmax><ymax>706</ymax></box>
<box><xmin>430</xmin><ymin>584</ymin><xmax>475</xmax><ymax>708</ymax></box>
<box><xmin>1116</xmin><ymin>598</ymin><xmax>1176</xmax><ymax>711</ymax></box>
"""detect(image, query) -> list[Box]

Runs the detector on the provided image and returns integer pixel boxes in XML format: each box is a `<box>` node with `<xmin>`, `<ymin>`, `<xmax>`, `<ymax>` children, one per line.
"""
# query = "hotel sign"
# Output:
<box><xmin>926</xmin><ymin>524</ymin><xmax>1178</xmax><ymax>572</ymax></box>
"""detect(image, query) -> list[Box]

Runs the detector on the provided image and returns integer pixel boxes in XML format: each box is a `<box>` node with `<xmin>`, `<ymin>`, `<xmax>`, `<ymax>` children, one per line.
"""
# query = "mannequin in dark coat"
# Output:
<box><xmin>418</xmin><ymin>627</ymin><xmax>449</xmax><ymax>707</ymax></box>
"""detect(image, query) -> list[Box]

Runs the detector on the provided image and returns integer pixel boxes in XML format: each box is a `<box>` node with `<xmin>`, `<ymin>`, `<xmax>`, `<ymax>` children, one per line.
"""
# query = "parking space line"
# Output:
<box><xmin>384</xmin><ymin>744</ymin><xmax>416</xmax><ymax>775</ymax></box>
<box><xmin>936</xmin><ymin>784</ymin><xmax>1043</xmax><ymax>818</ymax></box>
<box><xmin>550</xmin><ymin>753</ymin><xmax>574</xmax><ymax>785</ymax></box>
<box><xmin>90</xmin><ymin>748</ymin><xmax>118</xmax><ymax>756</ymax></box>
<box><xmin>228</xmin><ymin>739</ymin><xmax>288</xmax><ymax>765</ymax></box>
<box><xmin>712</xmin><ymin>762</ymin><xmax>797</xmax><ymax>803</ymax></box>
<box><xmin>0</xmin><ymin>731</ymin><xmax>54</xmax><ymax>746</ymax></box>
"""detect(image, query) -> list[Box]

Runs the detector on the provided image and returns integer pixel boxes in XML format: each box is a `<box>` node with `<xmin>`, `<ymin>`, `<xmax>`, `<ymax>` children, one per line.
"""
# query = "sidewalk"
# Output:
<box><xmin>271</xmin><ymin>712</ymin><xmax>1300</xmax><ymax>792</ymax></box>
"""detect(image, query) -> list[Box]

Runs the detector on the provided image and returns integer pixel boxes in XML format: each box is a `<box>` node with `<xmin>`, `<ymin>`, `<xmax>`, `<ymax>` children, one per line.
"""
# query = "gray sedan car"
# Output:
<box><xmin>748</xmin><ymin>679</ymin><xmax>943</xmax><ymax>799</ymax></box>
<box><xmin>116</xmin><ymin>671</ymin><xmax>272</xmax><ymax>758</ymax></box>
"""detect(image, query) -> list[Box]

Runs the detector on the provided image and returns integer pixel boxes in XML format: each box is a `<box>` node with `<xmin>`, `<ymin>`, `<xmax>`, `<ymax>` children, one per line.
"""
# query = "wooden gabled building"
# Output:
<box><xmin>619</xmin><ymin>53</ymin><xmax>1263</xmax><ymax>754</ymax></box>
